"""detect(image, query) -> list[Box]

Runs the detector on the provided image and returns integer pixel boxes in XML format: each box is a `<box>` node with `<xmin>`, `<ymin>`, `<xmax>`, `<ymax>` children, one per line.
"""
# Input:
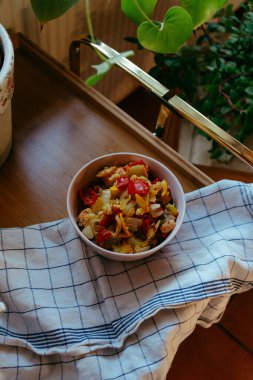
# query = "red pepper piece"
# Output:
<box><xmin>128</xmin><ymin>178</ymin><xmax>150</xmax><ymax>195</ymax></box>
<box><xmin>160</xmin><ymin>232</ymin><xmax>168</xmax><ymax>239</ymax></box>
<box><xmin>112</xmin><ymin>205</ymin><xmax>121</xmax><ymax>215</ymax></box>
<box><xmin>157</xmin><ymin>231</ymin><xmax>168</xmax><ymax>243</ymax></box>
<box><xmin>152</xmin><ymin>177</ymin><xmax>161</xmax><ymax>184</ymax></box>
<box><xmin>99</xmin><ymin>214</ymin><xmax>115</xmax><ymax>227</ymax></box>
<box><xmin>127</xmin><ymin>160</ymin><xmax>147</xmax><ymax>168</ymax></box>
<box><xmin>116</xmin><ymin>176</ymin><xmax>129</xmax><ymax>191</ymax></box>
<box><xmin>97</xmin><ymin>229</ymin><xmax>112</xmax><ymax>244</ymax></box>
<box><xmin>141</xmin><ymin>218</ymin><xmax>150</xmax><ymax>236</ymax></box>
<box><xmin>79</xmin><ymin>188</ymin><xmax>98</xmax><ymax>207</ymax></box>
<box><xmin>92</xmin><ymin>184</ymin><xmax>100</xmax><ymax>192</ymax></box>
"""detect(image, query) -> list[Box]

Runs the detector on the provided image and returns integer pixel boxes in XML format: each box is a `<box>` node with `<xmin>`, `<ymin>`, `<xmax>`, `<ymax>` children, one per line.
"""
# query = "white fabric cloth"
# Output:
<box><xmin>0</xmin><ymin>180</ymin><xmax>252</xmax><ymax>379</ymax></box>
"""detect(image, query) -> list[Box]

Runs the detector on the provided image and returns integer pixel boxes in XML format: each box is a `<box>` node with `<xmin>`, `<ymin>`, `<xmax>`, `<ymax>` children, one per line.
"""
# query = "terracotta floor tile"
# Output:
<box><xmin>167</xmin><ymin>324</ymin><xmax>253</xmax><ymax>380</ymax></box>
<box><xmin>219</xmin><ymin>290</ymin><xmax>253</xmax><ymax>352</ymax></box>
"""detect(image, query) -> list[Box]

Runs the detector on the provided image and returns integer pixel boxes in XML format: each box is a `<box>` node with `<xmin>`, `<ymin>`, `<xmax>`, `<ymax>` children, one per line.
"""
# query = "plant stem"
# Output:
<box><xmin>200</xmin><ymin>24</ymin><xmax>213</xmax><ymax>45</ymax></box>
<box><xmin>133</xmin><ymin>0</ymin><xmax>159</xmax><ymax>29</ymax></box>
<box><xmin>218</xmin><ymin>75</ymin><xmax>243</xmax><ymax>113</ymax></box>
<box><xmin>84</xmin><ymin>0</ymin><xmax>105</xmax><ymax>61</ymax></box>
<box><xmin>84</xmin><ymin>0</ymin><xmax>95</xmax><ymax>42</ymax></box>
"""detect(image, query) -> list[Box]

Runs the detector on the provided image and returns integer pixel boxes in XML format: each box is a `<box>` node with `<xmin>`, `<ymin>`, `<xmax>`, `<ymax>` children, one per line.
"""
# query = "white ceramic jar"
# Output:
<box><xmin>0</xmin><ymin>24</ymin><xmax>14</xmax><ymax>166</ymax></box>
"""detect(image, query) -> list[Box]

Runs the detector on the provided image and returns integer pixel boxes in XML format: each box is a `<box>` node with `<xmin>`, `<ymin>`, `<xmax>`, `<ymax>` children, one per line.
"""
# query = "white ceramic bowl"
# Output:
<box><xmin>67</xmin><ymin>153</ymin><xmax>186</xmax><ymax>261</ymax></box>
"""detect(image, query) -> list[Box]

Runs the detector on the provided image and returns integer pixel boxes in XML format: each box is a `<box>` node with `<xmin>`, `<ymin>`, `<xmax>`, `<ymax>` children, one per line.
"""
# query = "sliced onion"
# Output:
<box><xmin>82</xmin><ymin>225</ymin><xmax>94</xmax><ymax>240</ymax></box>
<box><xmin>150</xmin><ymin>203</ymin><xmax>164</xmax><ymax>218</ymax></box>
<box><xmin>125</xmin><ymin>217</ymin><xmax>142</xmax><ymax>231</ymax></box>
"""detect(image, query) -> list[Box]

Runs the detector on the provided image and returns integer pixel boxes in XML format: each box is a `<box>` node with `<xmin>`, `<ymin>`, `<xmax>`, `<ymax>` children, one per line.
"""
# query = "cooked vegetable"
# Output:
<box><xmin>77</xmin><ymin>160</ymin><xmax>179</xmax><ymax>253</ymax></box>
<box><xmin>116</xmin><ymin>176</ymin><xmax>129</xmax><ymax>191</ymax></box>
<box><xmin>128</xmin><ymin>178</ymin><xmax>150</xmax><ymax>195</ymax></box>
<box><xmin>79</xmin><ymin>188</ymin><xmax>98</xmax><ymax>207</ymax></box>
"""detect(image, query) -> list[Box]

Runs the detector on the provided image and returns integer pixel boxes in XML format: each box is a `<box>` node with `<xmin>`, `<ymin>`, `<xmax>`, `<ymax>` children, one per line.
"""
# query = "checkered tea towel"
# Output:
<box><xmin>0</xmin><ymin>180</ymin><xmax>252</xmax><ymax>380</ymax></box>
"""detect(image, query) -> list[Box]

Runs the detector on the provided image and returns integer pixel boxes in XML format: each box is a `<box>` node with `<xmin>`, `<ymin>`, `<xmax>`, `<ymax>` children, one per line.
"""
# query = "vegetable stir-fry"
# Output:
<box><xmin>77</xmin><ymin>160</ymin><xmax>178</xmax><ymax>254</ymax></box>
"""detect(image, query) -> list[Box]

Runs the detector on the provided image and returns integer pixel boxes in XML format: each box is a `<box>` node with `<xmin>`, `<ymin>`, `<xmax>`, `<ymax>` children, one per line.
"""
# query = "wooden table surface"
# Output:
<box><xmin>0</xmin><ymin>35</ymin><xmax>213</xmax><ymax>228</ymax></box>
<box><xmin>0</xmin><ymin>35</ymin><xmax>252</xmax><ymax>380</ymax></box>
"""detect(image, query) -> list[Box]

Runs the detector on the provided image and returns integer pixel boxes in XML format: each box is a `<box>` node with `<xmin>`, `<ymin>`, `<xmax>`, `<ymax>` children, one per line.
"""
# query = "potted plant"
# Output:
<box><xmin>29</xmin><ymin>0</ymin><xmax>228</xmax><ymax>85</ymax></box>
<box><xmin>123</xmin><ymin>1</ymin><xmax>253</xmax><ymax>162</ymax></box>
<box><xmin>0</xmin><ymin>24</ymin><xmax>14</xmax><ymax>166</ymax></box>
<box><xmin>29</xmin><ymin>0</ymin><xmax>243</xmax><ymax>161</ymax></box>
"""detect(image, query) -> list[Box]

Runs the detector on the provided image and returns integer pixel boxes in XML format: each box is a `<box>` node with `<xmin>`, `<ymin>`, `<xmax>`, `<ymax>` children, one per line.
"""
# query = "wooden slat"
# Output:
<box><xmin>197</xmin><ymin>165</ymin><xmax>253</xmax><ymax>183</ymax></box>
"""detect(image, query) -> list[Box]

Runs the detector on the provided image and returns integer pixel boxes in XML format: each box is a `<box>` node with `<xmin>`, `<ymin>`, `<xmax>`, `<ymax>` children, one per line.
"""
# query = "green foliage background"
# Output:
<box><xmin>147</xmin><ymin>2</ymin><xmax>253</xmax><ymax>160</ymax></box>
<box><xmin>29</xmin><ymin>0</ymin><xmax>253</xmax><ymax>161</ymax></box>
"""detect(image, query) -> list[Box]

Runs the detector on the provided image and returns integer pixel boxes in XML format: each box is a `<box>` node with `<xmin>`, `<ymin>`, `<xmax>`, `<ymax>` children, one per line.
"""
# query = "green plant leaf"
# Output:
<box><xmin>245</xmin><ymin>87</ymin><xmax>253</xmax><ymax>96</ymax></box>
<box><xmin>85</xmin><ymin>50</ymin><xmax>134</xmax><ymax>86</ymax></box>
<box><xmin>137</xmin><ymin>6</ymin><xmax>193</xmax><ymax>54</ymax></box>
<box><xmin>85</xmin><ymin>62</ymin><xmax>111</xmax><ymax>86</ymax></box>
<box><xmin>30</xmin><ymin>0</ymin><xmax>80</xmax><ymax>23</ymax></box>
<box><xmin>121</xmin><ymin>0</ymin><xmax>157</xmax><ymax>24</ymax></box>
<box><xmin>179</xmin><ymin>0</ymin><xmax>228</xmax><ymax>28</ymax></box>
<box><xmin>220</xmin><ymin>106</ymin><xmax>230</xmax><ymax>114</ymax></box>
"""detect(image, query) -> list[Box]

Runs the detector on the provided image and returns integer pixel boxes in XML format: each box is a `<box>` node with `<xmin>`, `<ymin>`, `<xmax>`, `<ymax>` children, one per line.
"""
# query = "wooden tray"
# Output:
<box><xmin>0</xmin><ymin>34</ymin><xmax>213</xmax><ymax>228</ymax></box>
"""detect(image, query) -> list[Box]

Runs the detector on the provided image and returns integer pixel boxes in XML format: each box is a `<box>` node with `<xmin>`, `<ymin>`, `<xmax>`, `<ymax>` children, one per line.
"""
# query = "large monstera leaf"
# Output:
<box><xmin>121</xmin><ymin>0</ymin><xmax>158</xmax><ymax>24</ymax></box>
<box><xmin>137</xmin><ymin>6</ymin><xmax>193</xmax><ymax>54</ymax></box>
<box><xmin>180</xmin><ymin>0</ymin><xmax>228</xmax><ymax>28</ymax></box>
<box><xmin>30</xmin><ymin>0</ymin><xmax>80</xmax><ymax>23</ymax></box>
<box><xmin>121</xmin><ymin>0</ymin><xmax>228</xmax><ymax>53</ymax></box>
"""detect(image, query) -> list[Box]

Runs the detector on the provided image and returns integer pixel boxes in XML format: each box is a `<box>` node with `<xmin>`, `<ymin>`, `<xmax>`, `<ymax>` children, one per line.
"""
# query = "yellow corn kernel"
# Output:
<box><xmin>135</xmin><ymin>194</ymin><xmax>149</xmax><ymax>213</ymax></box>
<box><xmin>119</xmin><ymin>213</ymin><xmax>132</xmax><ymax>237</ymax></box>
<box><xmin>92</xmin><ymin>197</ymin><xmax>104</xmax><ymax>213</ymax></box>
<box><xmin>149</xmin><ymin>187</ymin><xmax>157</xmax><ymax>203</ymax></box>
<box><xmin>166</xmin><ymin>203</ymin><xmax>179</xmax><ymax>216</ymax></box>
<box><xmin>161</xmin><ymin>191</ymin><xmax>171</xmax><ymax>205</ymax></box>
<box><xmin>109</xmin><ymin>185</ymin><xmax>120</xmax><ymax>197</ymax></box>
<box><xmin>126</xmin><ymin>164</ymin><xmax>148</xmax><ymax>178</ymax></box>
<box><xmin>112</xmin><ymin>244</ymin><xmax>133</xmax><ymax>254</ymax></box>
<box><xmin>114</xmin><ymin>214</ymin><xmax>122</xmax><ymax>236</ymax></box>
<box><xmin>96</xmin><ymin>166</ymin><xmax>117</xmax><ymax>178</ymax></box>
<box><xmin>160</xmin><ymin>180</ymin><xmax>171</xmax><ymax>204</ymax></box>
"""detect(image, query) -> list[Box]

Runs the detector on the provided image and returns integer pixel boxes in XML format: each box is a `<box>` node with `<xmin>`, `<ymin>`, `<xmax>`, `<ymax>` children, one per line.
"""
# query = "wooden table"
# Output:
<box><xmin>0</xmin><ymin>35</ymin><xmax>252</xmax><ymax>380</ymax></box>
<box><xmin>0</xmin><ymin>34</ymin><xmax>213</xmax><ymax>228</ymax></box>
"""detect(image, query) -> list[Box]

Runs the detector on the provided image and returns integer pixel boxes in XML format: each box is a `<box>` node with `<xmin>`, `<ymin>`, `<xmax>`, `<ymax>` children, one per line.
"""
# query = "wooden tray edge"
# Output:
<box><xmin>12</xmin><ymin>33</ymin><xmax>214</xmax><ymax>188</ymax></box>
